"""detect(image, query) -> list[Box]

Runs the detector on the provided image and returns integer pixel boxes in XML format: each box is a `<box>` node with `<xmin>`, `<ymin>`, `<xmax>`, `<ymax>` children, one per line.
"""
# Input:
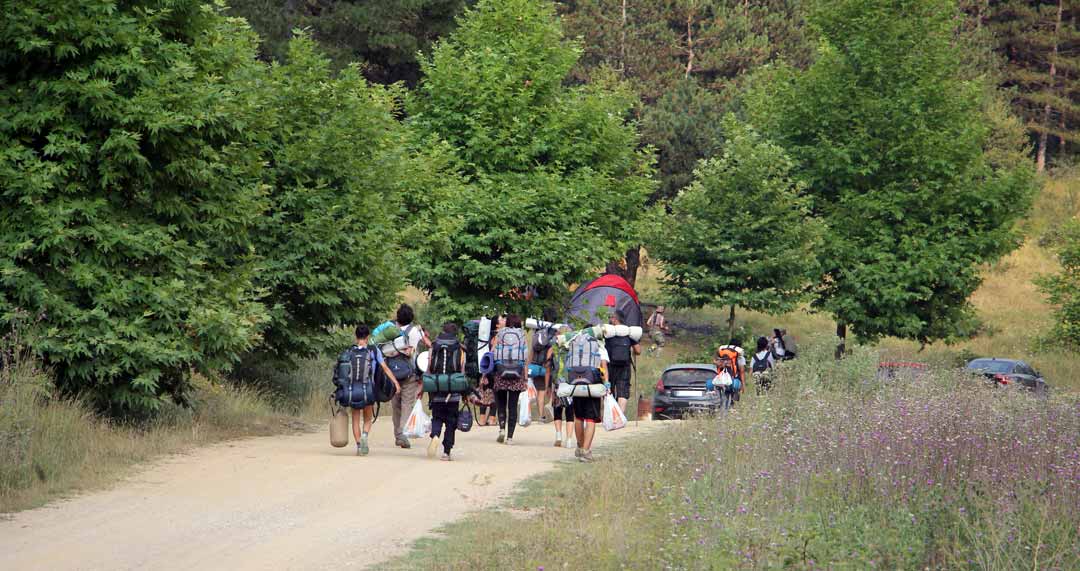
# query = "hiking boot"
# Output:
<box><xmin>427</xmin><ymin>436</ymin><xmax>441</xmax><ymax>458</ymax></box>
<box><xmin>358</xmin><ymin>439</ymin><xmax>369</xmax><ymax>456</ymax></box>
<box><xmin>496</xmin><ymin>430</ymin><xmax>506</xmax><ymax>444</ymax></box>
<box><xmin>440</xmin><ymin>452</ymin><xmax>452</xmax><ymax>462</ymax></box>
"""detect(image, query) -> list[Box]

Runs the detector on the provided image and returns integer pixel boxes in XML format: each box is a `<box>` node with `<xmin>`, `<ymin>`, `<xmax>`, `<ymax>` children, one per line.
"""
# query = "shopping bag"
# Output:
<box><xmin>601</xmin><ymin>394</ymin><xmax>627</xmax><ymax>432</ymax></box>
<box><xmin>517</xmin><ymin>393</ymin><xmax>532</xmax><ymax>427</ymax></box>
<box><xmin>526</xmin><ymin>378</ymin><xmax>538</xmax><ymax>403</ymax></box>
<box><xmin>404</xmin><ymin>400</ymin><xmax>431</xmax><ymax>439</ymax></box>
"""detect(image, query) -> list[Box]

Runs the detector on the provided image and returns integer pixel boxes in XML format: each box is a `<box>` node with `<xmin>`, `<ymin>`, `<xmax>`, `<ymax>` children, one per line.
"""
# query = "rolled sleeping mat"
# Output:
<box><xmin>525</xmin><ymin>318</ymin><xmax>569</xmax><ymax>330</ymax></box>
<box><xmin>371</xmin><ymin>324</ymin><xmax>402</xmax><ymax>345</ymax></box>
<box><xmin>479</xmin><ymin>352</ymin><xmax>496</xmax><ymax>375</ymax></box>
<box><xmin>599</xmin><ymin>324</ymin><xmax>643</xmax><ymax>341</ymax></box>
<box><xmin>414</xmin><ymin>350</ymin><xmax>430</xmax><ymax>374</ymax></box>
<box><xmin>555</xmin><ymin>383</ymin><xmax>608</xmax><ymax>399</ymax></box>
<box><xmin>555</xmin><ymin>325</ymin><xmax>604</xmax><ymax>347</ymax></box>
<box><xmin>422</xmin><ymin>373</ymin><xmax>471</xmax><ymax>394</ymax></box>
<box><xmin>380</xmin><ymin>336</ymin><xmax>410</xmax><ymax>358</ymax></box>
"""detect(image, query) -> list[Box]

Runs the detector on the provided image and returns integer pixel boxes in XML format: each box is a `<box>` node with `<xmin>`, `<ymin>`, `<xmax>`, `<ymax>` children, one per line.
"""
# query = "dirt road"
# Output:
<box><xmin>0</xmin><ymin>413</ymin><xmax>656</xmax><ymax>570</ymax></box>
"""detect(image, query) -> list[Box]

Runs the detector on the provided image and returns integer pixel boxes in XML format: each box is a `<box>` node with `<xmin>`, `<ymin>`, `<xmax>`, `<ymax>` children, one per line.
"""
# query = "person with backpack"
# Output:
<box><xmin>333</xmin><ymin>324</ymin><xmax>401</xmax><ymax>456</ymax></box>
<box><xmin>558</xmin><ymin>325</ymin><xmax>609</xmax><ymax>462</ymax></box>
<box><xmin>713</xmin><ymin>339</ymin><xmax>746</xmax><ymax>408</ymax></box>
<box><xmin>547</xmin><ymin>326</ymin><xmax>574</xmax><ymax>447</ymax></box>
<box><xmin>604</xmin><ymin>310</ymin><xmax>641</xmax><ymax>415</ymax></box>
<box><xmin>493</xmin><ymin>314</ymin><xmax>528</xmax><ymax>444</ymax></box>
<box><xmin>646</xmin><ymin>306</ymin><xmax>670</xmax><ymax>350</ymax></box>
<box><xmin>476</xmin><ymin>314</ymin><xmax>504</xmax><ymax>426</ymax></box>
<box><xmin>529</xmin><ymin>307</ymin><xmax>559</xmax><ymax>423</ymax></box>
<box><xmin>389</xmin><ymin>304</ymin><xmax>432</xmax><ymax>450</ymax></box>
<box><xmin>750</xmin><ymin>336</ymin><xmax>776</xmax><ymax>395</ymax></box>
<box><xmin>421</xmin><ymin>322</ymin><xmax>468</xmax><ymax>461</ymax></box>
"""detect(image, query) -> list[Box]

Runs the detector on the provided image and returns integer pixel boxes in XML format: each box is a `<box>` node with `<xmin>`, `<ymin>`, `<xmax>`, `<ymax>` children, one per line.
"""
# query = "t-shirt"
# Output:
<box><xmin>353</xmin><ymin>344</ymin><xmax>384</xmax><ymax>365</ymax></box>
<box><xmin>395</xmin><ymin>322</ymin><xmax>425</xmax><ymax>352</ymax></box>
<box><xmin>604</xmin><ymin>335</ymin><xmax>638</xmax><ymax>367</ymax></box>
<box><xmin>751</xmin><ymin>350</ymin><xmax>774</xmax><ymax>371</ymax></box>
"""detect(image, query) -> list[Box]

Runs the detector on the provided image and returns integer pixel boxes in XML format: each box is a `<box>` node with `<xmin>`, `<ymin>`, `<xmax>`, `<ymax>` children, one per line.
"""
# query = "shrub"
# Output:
<box><xmin>1037</xmin><ymin>219</ymin><xmax>1080</xmax><ymax>349</ymax></box>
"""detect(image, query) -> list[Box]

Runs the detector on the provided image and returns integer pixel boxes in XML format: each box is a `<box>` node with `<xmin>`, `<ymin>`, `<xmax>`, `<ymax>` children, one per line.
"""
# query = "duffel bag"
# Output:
<box><xmin>556</xmin><ymin>382</ymin><xmax>608</xmax><ymax>399</ymax></box>
<box><xmin>422</xmin><ymin>373</ymin><xmax>471</xmax><ymax>394</ymax></box>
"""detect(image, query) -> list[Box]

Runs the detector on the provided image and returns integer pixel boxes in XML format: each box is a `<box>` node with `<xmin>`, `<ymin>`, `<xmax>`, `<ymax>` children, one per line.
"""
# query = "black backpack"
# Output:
<box><xmin>531</xmin><ymin>328</ymin><xmax>554</xmax><ymax>366</ymax></box>
<box><xmin>332</xmin><ymin>346</ymin><xmax>376</xmax><ymax>408</ymax></box>
<box><xmin>463</xmin><ymin>320</ymin><xmax>481</xmax><ymax>378</ymax></box>
<box><xmin>751</xmin><ymin>351</ymin><xmax>772</xmax><ymax>374</ymax></box>
<box><xmin>606</xmin><ymin>336</ymin><xmax>633</xmax><ymax>366</ymax></box>
<box><xmin>431</xmin><ymin>337</ymin><xmax>462</xmax><ymax>374</ymax></box>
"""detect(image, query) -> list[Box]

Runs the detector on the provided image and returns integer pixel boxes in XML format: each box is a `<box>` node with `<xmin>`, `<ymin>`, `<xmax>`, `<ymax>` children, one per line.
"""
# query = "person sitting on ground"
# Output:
<box><xmin>770</xmin><ymin>328</ymin><xmax>798</xmax><ymax>361</ymax></box>
<box><xmin>604</xmin><ymin>309</ymin><xmax>641</xmax><ymax>415</ymax></box>
<box><xmin>345</xmin><ymin>324</ymin><xmax>400</xmax><ymax>456</ymax></box>
<box><xmin>391</xmin><ymin>304</ymin><xmax>433</xmax><ymax>450</ymax></box>
<box><xmin>422</xmin><ymin>322</ymin><xmax>467</xmax><ymax>461</ymax></box>
<box><xmin>750</xmin><ymin>336</ymin><xmax>776</xmax><ymax>395</ymax></box>
<box><xmin>646</xmin><ymin>306</ymin><xmax>669</xmax><ymax>349</ymax></box>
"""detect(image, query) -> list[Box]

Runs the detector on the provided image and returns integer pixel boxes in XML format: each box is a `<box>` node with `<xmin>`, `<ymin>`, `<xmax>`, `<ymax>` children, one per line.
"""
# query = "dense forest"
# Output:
<box><xmin>2</xmin><ymin>0</ymin><xmax>1077</xmax><ymax>415</ymax></box>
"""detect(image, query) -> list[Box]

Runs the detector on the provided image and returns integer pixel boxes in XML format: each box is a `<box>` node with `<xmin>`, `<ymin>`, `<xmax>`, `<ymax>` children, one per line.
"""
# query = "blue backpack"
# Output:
<box><xmin>332</xmin><ymin>346</ymin><xmax>376</xmax><ymax>408</ymax></box>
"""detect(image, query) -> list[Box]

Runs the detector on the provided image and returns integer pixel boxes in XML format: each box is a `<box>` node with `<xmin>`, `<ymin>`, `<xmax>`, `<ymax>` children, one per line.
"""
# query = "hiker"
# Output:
<box><xmin>566</xmin><ymin>326</ymin><xmax>609</xmax><ymax>462</ymax></box>
<box><xmin>422</xmin><ymin>322</ymin><xmax>467</xmax><ymax>461</ymax></box>
<box><xmin>391</xmin><ymin>304</ymin><xmax>432</xmax><ymax>450</ymax></box>
<box><xmin>493</xmin><ymin>314</ymin><xmax>527</xmax><ymax>444</ymax></box>
<box><xmin>770</xmin><ymin>328</ymin><xmax>798</xmax><ymax>361</ymax></box>
<box><xmin>547</xmin><ymin>326</ymin><xmax>573</xmax><ymax>447</ymax></box>
<box><xmin>646</xmin><ymin>306</ymin><xmax>670</xmax><ymax>349</ymax></box>
<box><xmin>750</xmin><ymin>336</ymin><xmax>776</xmax><ymax>395</ymax></box>
<box><xmin>529</xmin><ymin>307</ymin><xmax>559</xmax><ymax>423</ymax></box>
<box><xmin>335</xmin><ymin>324</ymin><xmax>401</xmax><ymax>456</ymax></box>
<box><xmin>605</xmin><ymin>310</ymin><xmax>641</xmax><ymax>415</ymax></box>
<box><xmin>476</xmin><ymin>314</ymin><xmax>504</xmax><ymax>426</ymax></box>
<box><xmin>713</xmin><ymin>339</ymin><xmax>746</xmax><ymax>407</ymax></box>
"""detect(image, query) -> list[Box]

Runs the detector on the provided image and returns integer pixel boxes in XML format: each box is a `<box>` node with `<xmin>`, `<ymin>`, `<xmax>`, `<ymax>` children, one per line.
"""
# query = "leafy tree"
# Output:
<box><xmin>0</xmin><ymin>0</ymin><xmax>268</xmax><ymax>415</ymax></box>
<box><xmin>640</xmin><ymin>79</ymin><xmax>727</xmax><ymax>202</ymax></box>
<box><xmin>407</xmin><ymin>0</ymin><xmax>653</xmax><ymax>321</ymax></box>
<box><xmin>228</xmin><ymin>0</ymin><xmax>469</xmax><ymax>85</ymax></box>
<box><xmin>245</xmin><ymin>36</ymin><xmax>435</xmax><ymax>366</ymax></box>
<box><xmin>648</xmin><ymin>117</ymin><xmax>821</xmax><ymax>337</ymax></box>
<box><xmin>746</xmin><ymin>0</ymin><xmax>1038</xmax><ymax>349</ymax></box>
<box><xmin>1037</xmin><ymin>219</ymin><xmax>1080</xmax><ymax>349</ymax></box>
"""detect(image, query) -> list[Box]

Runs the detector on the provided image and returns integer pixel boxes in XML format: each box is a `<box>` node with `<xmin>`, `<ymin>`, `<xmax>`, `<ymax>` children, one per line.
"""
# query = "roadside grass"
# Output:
<box><xmin>390</xmin><ymin>340</ymin><xmax>1080</xmax><ymax>570</ymax></box>
<box><xmin>0</xmin><ymin>348</ymin><xmax>325</xmax><ymax>513</ymax></box>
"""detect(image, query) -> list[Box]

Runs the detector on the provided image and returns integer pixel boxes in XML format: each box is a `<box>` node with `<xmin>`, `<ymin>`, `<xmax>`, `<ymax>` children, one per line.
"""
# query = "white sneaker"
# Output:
<box><xmin>427</xmin><ymin>436</ymin><xmax>441</xmax><ymax>458</ymax></box>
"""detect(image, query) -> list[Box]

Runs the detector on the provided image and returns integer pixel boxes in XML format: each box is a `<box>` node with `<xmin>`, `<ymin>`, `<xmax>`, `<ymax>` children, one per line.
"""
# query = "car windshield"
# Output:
<box><xmin>663</xmin><ymin>368</ymin><xmax>714</xmax><ymax>386</ymax></box>
<box><xmin>967</xmin><ymin>360</ymin><xmax>1014</xmax><ymax>374</ymax></box>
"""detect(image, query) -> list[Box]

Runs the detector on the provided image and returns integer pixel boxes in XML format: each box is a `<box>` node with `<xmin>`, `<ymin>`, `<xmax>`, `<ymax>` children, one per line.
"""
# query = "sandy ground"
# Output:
<box><xmin>0</xmin><ymin>412</ymin><xmax>658</xmax><ymax>571</ymax></box>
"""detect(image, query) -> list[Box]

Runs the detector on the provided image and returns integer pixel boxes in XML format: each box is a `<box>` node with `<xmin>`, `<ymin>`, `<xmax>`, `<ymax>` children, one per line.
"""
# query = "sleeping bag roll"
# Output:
<box><xmin>555</xmin><ymin>383</ymin><xmax>608</xmax><ymax>398</ymax></box>
<box><xmin>422</xmin><ymin>373</ymin><xmax>471</xmax><ymax>394</ymax></box>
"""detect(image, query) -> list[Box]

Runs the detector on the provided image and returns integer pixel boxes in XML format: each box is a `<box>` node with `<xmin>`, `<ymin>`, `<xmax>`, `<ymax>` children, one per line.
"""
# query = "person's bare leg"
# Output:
<box><xmin>574</xmin><ymin>418</ymin><xmax>585</xmax><ymax>444</ymax></box>
<box><xmin>363</xmin><ymin>405</ymin><xmax>374</xmax><ymax>435</ymax></box>
<box><xmin>617</xmin><ymin>397</ymin><xmax>628</xmax><ymax>415</ymax></box>
<box><xmin>351</xmin><ymin>408</ymin><xmax>363</xmax><ymax>443</ymax></box>
<box><xmin>582</xmin><ymin>419</ymin><xmax>596</xmax><ymax>450</ymax></box>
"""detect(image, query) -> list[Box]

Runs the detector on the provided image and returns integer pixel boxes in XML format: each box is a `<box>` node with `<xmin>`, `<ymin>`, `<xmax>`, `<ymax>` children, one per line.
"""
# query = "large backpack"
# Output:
<box><xmin>431</xmin><ymin>336</ymin><xmax>463</xmax><ymax>374</ymax></box>
<box><xmin>332</xmin><ymin>346</ymin><xmax>376</xmax><ymax>408</ymax></box>
<box><xmin>494</xmin><ymin>327</ymin><xmax>527</xmax><ymax>379</ymax></box>
<box><xmin>462</xmin><ymin>320</ymin><xmax>481</xmax><ymax>377</ymax></box>
<box><xmin>606</xmin><ymin>335</ymin><xmax>632</xmax><ymax>367</ymax></box>
<box><xmin>716</xmin><ymin>346</ymin><xmax>742</xmax><ymax>381</ymax></box>
<box><xmin>530</xmin><ymin>327</ymin><xmax>554</xmax><ymax>366</ymax></box>
<box><xmin>565</xmin><ymin>333</ymin><xmax>603</xmax><ymax>370</ymax></box>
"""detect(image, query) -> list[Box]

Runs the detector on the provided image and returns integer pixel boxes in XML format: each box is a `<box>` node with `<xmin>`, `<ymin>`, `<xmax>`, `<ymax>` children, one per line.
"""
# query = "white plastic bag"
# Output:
<box><xmin>404</xmin><ymin>400</ymin><xmax>431</xmax><ymax>439</ymax></box>
<box><xmin>526</xmin><ymin>378</ymin><xmax>538</xmax><ymax>403</ymax></box>
<box><xmin>517</xmin><ymin>393</ymin><xmax>532</xmax><ymax>427</ymax></box>
<box><xmin>601</xmin><ymin>394</ymin><xmax>627</xmax><ymax>432</ymax></box>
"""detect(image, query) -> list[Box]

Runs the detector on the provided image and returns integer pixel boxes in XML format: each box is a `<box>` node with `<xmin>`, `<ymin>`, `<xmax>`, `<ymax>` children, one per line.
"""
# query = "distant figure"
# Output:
<box><xmin>493</xmin><ymin>314</ymin><xmax>527</xmax><ymax>445</ymax></box>
<box><xmin>770</xmin><ymin>328</ymin><xmax>798</xmax><ymax>361</ymax></box>
<box><xmin>334</xmin><ymin>324</ymin><xmax>400</xmax><ymax>456</ymax></box>
<box><xmin>646</xmin><ymin>306</ymin><xmax>670</xmax><ymax>349</ymax></box>
<box><xmin>713</xmin><ymin>339</ymin><xmax>746</xmax><ymax>407</ymax></box>
<box><xmin>605</xmin><ymin>309</ymin><xmax>641</xmax><ymax>415</ymax></box>
<box><xmin>547</xmin><ymin>326</ymin><xmax>574</xmax><ymax>448</ymax></box>
<box><xmin>423</xmin><ymin>322</ymin><xmax>467</xmax><ymax>461</ymax></box>
<box><xmin>391</xmin><ymin>304</ymin><xmax>432</xmax><ymax>450</ymax></box>
<box><xmin>750</xmin><ymin>336</ymin><xmax>776</xmax><ymax>395</ymax></box>
<box><xmin>529</xmin><ymin>307</ymin><xmax>559</xmax><ymax>424</ymax></box>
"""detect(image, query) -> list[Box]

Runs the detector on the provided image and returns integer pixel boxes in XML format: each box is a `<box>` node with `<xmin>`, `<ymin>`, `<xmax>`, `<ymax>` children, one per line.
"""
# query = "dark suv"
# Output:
<box><xmin>965</xmin><ymin>358</ymin><xmax>1049</xmax><ymax>395</ymax></box>
<box><xmin>652</xmin><ymin>364</ymin><xmax>731</xmax><ymax>420</ymax></box>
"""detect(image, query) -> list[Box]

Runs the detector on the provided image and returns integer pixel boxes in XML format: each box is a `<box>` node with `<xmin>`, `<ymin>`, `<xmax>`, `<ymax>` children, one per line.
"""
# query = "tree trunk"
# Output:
<box><xmin>619</xmin><ymin>0</ymin><xmax>627</xmax><ymax>76</ymax></box>
<box><xmin>1037</xmin><ymin>0</ymin><xmax>1063</xmax><ymax>173</ymax></box>
<box><xmin>834</xmin><ymin>322</ymin><xmax>847</xmax><ymax>360</ymax></box>
<box><xmin>685</xmin><ymin>10</ymin><xmax>695</xmax><ymax>78</ymax></box>
<box><xmin>604</xmin><ymin>245</ymin><xmax>642</xmax><ymax>288</ymax></box>
<box><xmin>728</xmin><ymin>304</ymin><xmax>736</xmax><ymax>340</ymax></box>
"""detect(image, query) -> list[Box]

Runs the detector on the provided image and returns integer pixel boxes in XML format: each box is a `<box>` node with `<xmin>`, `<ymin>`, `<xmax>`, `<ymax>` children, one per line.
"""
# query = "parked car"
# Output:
<box><xmin>652</xmin><ymin>364</ymin><xmax>732</xmax><ymax>420</ymax></box>
<box><xmin>965</xmin><ymin>358</ymin><xmax>1049</xmax><ymax>395</ymax></box>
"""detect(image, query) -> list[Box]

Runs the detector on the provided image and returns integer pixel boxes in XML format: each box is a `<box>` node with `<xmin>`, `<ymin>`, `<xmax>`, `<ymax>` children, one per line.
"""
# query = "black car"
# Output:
<box><xmin>965</xmin><ymin>358</ymin><xmax>1049</xmax><ymax>395</ymax></box>
<box><xmin>652</xmin><ymin>364</ymin><xmax>732</xmax><ymax>420</ymax></box>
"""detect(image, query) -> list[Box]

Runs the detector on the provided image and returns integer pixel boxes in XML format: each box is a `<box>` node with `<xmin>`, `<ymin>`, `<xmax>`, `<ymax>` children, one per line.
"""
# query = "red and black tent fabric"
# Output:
<box><xmin>565</xmin><ymin>274</ymin><xmax>642</xmax><ymax>327</ymax></box>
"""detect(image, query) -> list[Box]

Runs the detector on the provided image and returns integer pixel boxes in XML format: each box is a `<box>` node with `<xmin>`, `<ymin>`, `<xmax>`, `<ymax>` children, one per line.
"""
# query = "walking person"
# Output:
<box><xmin>547</xmin><ymin>326</ymin><xmax>574</xmax><ymax>447</ymax></box>
<box><xmin>646</xmin><ymin>306</ymin><xmax>670</xmax><ymax>352</ymax></box>
<box><xmin>564</xmin><ymin>326</ymin><xmax>608</xmax><ymax>462</ymax></box>
<box><xmin>476</xmin><ymin>314</ymin><xmax>504</xmax><ymax>426</ymax></box>
<box><xmin>714</xmin><ymin>339</ymin><xmax>746</xmax><ymax>408</ymax></box>
<box><xmin>391</xmin><ymin>304</ymin><xmax>432</xmax><ymax>450</ymax></box>
<box><xmin>493</xmin><ymin>314</ymin><xmax>527</xmax><ymax>445</ymax></box>
<box><xmin>334</xmin><ymin>324</ymin><xmax>401</xmax><ymax>456</ymax></box>
<box><xmin>750</xmin><ymin>336</ymin><xmax>776</xmax><ymax>395</ymax></box>
<box><xmin>604</xmin><ymin>310</ymin><xmax>640</xmax><ymax>415</ymax></box>
<box><xmin>529</xmin><ymin>307</ymin><xmax>558</xmax><ymax>423</ymax></box>
<box><xmin>422</xmin><ymin>322</ymin><xmax>467</xmax><ymax>461</ymax></box>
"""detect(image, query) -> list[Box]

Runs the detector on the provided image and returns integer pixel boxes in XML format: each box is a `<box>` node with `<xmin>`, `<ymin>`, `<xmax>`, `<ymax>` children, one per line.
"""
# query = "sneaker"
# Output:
<box><xmin>440</xmin><ymin>453</ymin><xmax>452</xmax><ymax>462</ymax></box>
<box><xmin>580</xmin><ymin>450</ymin><xmax>593</xmax><ymax>463</ymax></box>
<box><xmin>427</xmin><ymin>436</ymin><xmax>441</xmax><ymax>458</ymax></box>
<box><xmin>396</xmin><ymin>437</ymin><xmax>412</xmax><ymax>449</ymax></box>
<box><xmin>564</xmin><ymin>436</ymin><xmax>573</xmax><ymax>448</ymax></box>
<box><xmin>554</xmin><ymin>437</ymin><xmax>562</xmax><ymax>447</ymax></box>
<box><xmin>505</xmin><ymin>438</ymin><xmax>513</xmax><ymax>446</ymax></box>
<box><xmin>574</xmin><ymin>447</ymin><xmax>583</xmax><ymax>458</ymax></box>
<box><xmin>358</xmin><ymin>439</ymin><xmax>369</xmax><ymax>456</ymax></box>
<box><xmin>496</xmin><ymin>430</ymin><xmax>505</xmax><ymax>444</ymax></box>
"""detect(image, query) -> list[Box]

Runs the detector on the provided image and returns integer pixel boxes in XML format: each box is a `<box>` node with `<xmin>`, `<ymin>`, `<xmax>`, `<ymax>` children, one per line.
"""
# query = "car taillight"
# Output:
<box><xmin>993</xmin><ymin>374</ymin><xmax>1010</xmax><ymax>385</ymax></box>
<box><xmin>654</xmin><ymin>406</ymin><xmax>666</xmax><ymax>413</ymax></box>
<box><xmin>655</xmin><ymin>378</ymin><xmax>664</xmax><ymax>392</ymax></box>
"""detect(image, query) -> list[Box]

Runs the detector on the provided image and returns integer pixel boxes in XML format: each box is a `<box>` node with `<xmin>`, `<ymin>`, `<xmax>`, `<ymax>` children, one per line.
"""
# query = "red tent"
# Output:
<box><xmin>565</xmin><ymin>274</ymin><xmax>642</xmax><ymax>327</ymax></box>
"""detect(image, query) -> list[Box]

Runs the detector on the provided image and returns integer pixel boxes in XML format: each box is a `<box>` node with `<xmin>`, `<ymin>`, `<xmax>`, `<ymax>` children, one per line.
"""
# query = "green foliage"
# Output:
<box><xmin>747</xmin><ymin>0</ymin><xmax>1038</xmax><ymax>345</ymax></box>
<box><xmin>246</xmin><ymin>36</ymin><xmax>423</xmax><ymax>365</ymax></box>
<box><xmin>0</xmin><ymin>0</ymin><xmax>268</xmax><ymax>415</ymax></box>
<box><xmin>228</xmin><ymin>0</ymin><xmax>468</xmax><ymax>85</ymax></box>
<box><xmin>649</xmin><ymin>117</ymin><xmax>821</xmax><ymax>317</ymax></box>
<box><xmin>640</xmin><ymin>79</ymin><xmax>727</xmax><ymax>201</ymax></box>
<box><xmin>1037</xmin><ymin>219</ymin><xmax>1080</xmax><ymax>348</ymax></box>
<box><xmin>407</xmin><ymin>0</ymin><xmax>654</xmax><ymax>321</ymax></box>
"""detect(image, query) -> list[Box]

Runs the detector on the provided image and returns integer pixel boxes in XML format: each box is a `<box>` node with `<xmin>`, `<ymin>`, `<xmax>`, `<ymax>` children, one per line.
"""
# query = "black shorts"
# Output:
<box><xmin>552</xmin><ymin>400</ymin><xmax>575</xmax><ymax>421</ymax></box>
<box><xmin>530</xmin><ymin>375</ymin><xmax>548</xmax><ymax>391</ymax></box>
<box><xmin>608</xmin><ymin>364</ymin><xmax>631</xmax><ymax>399</ymax></box>
<box><xmin>572</xmin><ymin>396</ymin><xmax>602</xmax><ymax>422</ymax></box>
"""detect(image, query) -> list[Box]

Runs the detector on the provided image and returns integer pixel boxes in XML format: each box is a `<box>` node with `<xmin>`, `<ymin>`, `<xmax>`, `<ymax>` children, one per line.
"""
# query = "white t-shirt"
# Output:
<box><xmin>597</xmin><ymin>344</ymin><xmax>610</xmax><ymax>364</ymax></box>
<box><xmin>396</xmin><ymin>322</ymin><xmax>425</xmax><ymax>352</ymax></box>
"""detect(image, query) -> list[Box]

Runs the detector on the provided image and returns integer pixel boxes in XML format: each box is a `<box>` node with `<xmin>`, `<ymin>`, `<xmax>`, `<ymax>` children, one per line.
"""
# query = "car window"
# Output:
<box><xmin>1016</xmin><ymin>362</ymin><xmax>1036</xmax><ymax>376</ymax></box>
<box><xmin>662</xmin><ymin>368</ymin><xmax>714</xmax><ymax>385</ymax></box>
<box><xmin>967</xmin><ymin>360</ymin><xmax>1014</xmax><ymax>374</ymax></box>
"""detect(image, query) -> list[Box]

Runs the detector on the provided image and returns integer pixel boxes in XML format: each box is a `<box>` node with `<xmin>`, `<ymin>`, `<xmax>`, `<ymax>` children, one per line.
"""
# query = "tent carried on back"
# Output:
<box><xmin>565</xmin><ymin>274</ymin><xmax>642</xmax><ymax>327</ymax></box>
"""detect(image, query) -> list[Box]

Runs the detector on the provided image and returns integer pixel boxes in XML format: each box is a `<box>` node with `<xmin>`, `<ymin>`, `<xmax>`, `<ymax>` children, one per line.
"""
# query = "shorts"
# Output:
<box><xmin>608</xmin><ymin>364</ymin><xmax>631</xmax><ymax>399</ymax></box>
<box><xmin>572</xmin><ymin>396</ymin><xmax>602</xmax><ymax>422</ymax></box>
<box><xmin>650</xmin><ymin>329</ymin><xmax>666</xmax><ymax>346</ymax></box>
<box><xmin>530</xmin><ymin>375</ymin><xmax>547</xmax><ymax>391</ymax></box>
<box><xmin>552</xmin><ymin>398</ymin><xmax>574</xmax><ymax>421</ymax></box>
